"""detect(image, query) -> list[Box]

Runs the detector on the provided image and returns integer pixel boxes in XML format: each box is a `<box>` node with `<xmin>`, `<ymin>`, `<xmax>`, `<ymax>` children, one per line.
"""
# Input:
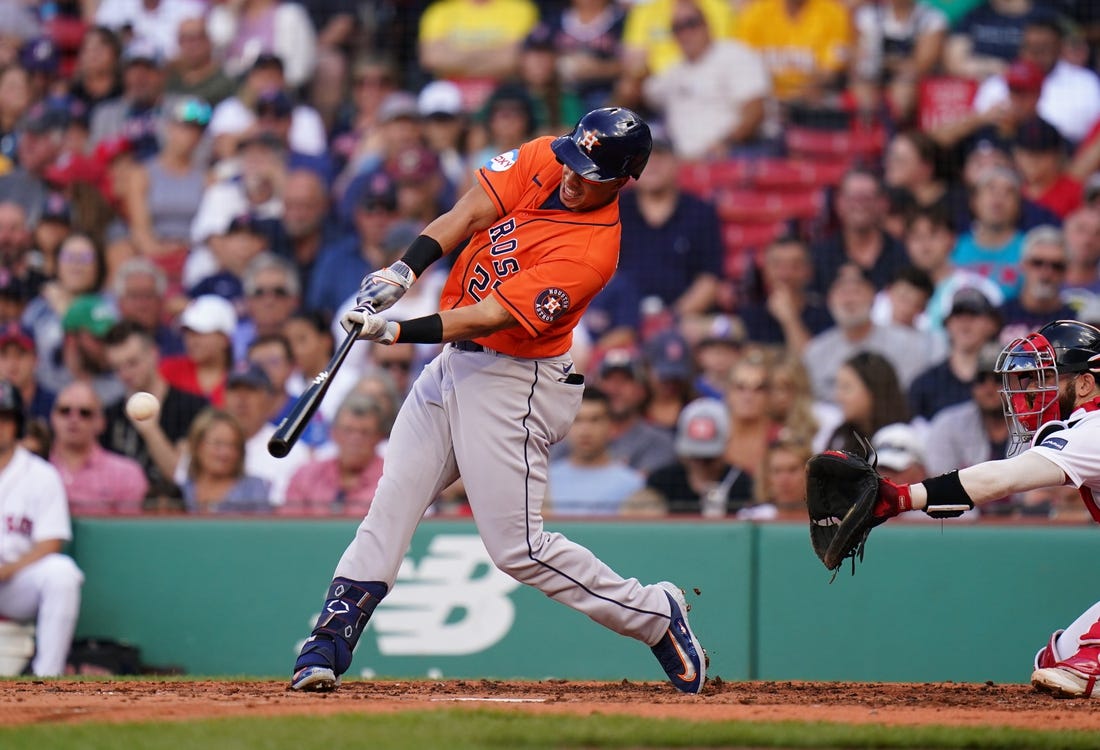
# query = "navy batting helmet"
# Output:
<box><xmin>0</xmin><ymin>379</ymin><xmax>24</xmax><ymax>437</ymax></box>
<box><xmin>551</xmin><ymin>107</ymin><xmax>652</xmax><ymax>182</ymax></box>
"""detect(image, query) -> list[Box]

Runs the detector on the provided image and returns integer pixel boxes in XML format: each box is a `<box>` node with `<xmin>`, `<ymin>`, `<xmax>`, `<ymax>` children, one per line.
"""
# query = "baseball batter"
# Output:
<box><xmin>290</xmin><ymin>108</ymin><xmax>706</xmax><ymax>694</ymax></box>
<box><xmin>863</xmin><ymin>320</ymin><xmax>1100</xmax><ymax>697</ymax></box>
<box><xmin>0</xmin><ymin>381</ymin><xmax>83</xmax><ymax>676</ymax></box>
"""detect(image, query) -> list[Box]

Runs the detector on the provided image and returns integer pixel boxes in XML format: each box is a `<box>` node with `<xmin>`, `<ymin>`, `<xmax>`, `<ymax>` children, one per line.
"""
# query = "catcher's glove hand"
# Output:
<box><xmin>806</xmin><ymin>439</ymin><xmax>913</xmax><ymax>576</ymax></box>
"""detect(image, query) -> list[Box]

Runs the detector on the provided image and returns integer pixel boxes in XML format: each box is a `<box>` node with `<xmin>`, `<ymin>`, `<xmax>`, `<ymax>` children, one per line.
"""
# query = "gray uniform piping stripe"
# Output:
<box><xmin>520</xmin><ymin>360</ymin><xmax>668</xmax><ymax>619</ymax></box>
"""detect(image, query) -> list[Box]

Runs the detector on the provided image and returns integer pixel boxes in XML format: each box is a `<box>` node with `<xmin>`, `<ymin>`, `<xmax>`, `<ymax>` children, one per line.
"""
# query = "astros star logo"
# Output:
<box><xmin>542</xmin><ymin>297</ymin><xmax>562</xmax><ymax>315</ymax></box>
<box><xmin>578</xmin><ymin>129</ymin><xmax>600</xmax><ymax>152</ymax></box>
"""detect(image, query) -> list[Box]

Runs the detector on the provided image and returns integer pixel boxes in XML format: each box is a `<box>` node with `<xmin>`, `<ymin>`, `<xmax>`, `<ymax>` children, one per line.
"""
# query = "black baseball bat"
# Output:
<box><xmin>268</xmin><ymin>321</ymin><xmax>363</xmax><ymax>458</ymax></box>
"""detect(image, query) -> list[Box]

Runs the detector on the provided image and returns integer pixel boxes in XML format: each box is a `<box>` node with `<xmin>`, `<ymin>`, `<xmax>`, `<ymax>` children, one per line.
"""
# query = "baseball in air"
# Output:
<box><xmin>125</xmin><ymin>391</ymin><xmax>159</xmax><ymax>422</ymax></box>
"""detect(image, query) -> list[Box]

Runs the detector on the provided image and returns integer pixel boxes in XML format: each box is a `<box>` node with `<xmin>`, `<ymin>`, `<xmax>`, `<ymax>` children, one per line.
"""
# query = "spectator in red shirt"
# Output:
<box><xmin>1012</xmin><ymin>116</ymin><xmax>1084</xmax><ymax>219</ymax></box>
<box><xmin>159</xmin><ymin>295</ymin><xmax>237</xmax><ymax>407</ymax></box>
<box><xmin>280</xmin><ymin>392</ymin><xmax>387</xmax><ymax>516</ymax></box>
<box><xmin>49</xmin><ymin>380</ymin><xmax>148</xmax><ymax>515</ymax></box>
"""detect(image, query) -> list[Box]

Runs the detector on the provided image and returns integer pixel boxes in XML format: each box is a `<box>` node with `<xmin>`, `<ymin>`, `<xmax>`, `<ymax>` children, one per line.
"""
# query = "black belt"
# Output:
<box><xmin>452</xmin><ymin>340</ymin><xmax>486</xmax><ymax>353</ymax></box>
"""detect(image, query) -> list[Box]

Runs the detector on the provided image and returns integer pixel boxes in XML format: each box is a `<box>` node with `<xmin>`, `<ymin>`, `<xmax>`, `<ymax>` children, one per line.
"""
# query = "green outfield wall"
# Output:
<box><xmin>68</xmin><ymin>518</ymin><xmax>1094</xmax><ymax>683</ymax></box>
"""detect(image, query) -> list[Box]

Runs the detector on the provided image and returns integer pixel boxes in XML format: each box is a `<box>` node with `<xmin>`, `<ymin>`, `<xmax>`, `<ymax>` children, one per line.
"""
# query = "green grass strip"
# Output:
<box><xmin>1</xmin><ymin>709</ymin><xmax>1098</xmax><ymax>750</ymax></box>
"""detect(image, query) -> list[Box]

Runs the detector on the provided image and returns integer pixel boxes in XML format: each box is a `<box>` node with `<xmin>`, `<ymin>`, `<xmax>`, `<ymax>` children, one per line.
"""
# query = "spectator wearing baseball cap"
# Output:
<box><xmin>692</xmin><ymin>316</ymin><xmax>745</xmax><ymax>400</ymax></box>
<box><xmin>1012</xmin><ymin>115</ymin><xmax>1088</xmax><ymax>219</ymax></box>
<box><xmin>307</xmin><ymin>170</ymin><xmax>398</xmax><ymax>317</ymax></box>
<box><xmin>642</xmin><ymin>330</ymin><xmax>694</xmax><ymax>431</ymax></box>
<box><xmin>871</xmin><ymin>422</ymin><xmax>927</xmax><ymax>487</ymax></box>
<box><xmin>908</xmin><ymin>287</ymin><xmax>1001</xmax><ymax>423</ymax></box>
<box><xmin>160</xmin><ymin>294</ymin><xmax>237</xmax><ymax>407</ymax></box>
<box><xmin>192</xmin><ymin>213</ymin><xmax>271</xmax><ymax>303</ymax></box>
<box><xmin>19</xmin><ymin>36</ymin><xmax>59</xmax><ymax>100</ymax></box>
<box><xmin>970</xmin><ymin>13</ymin><xmax>1100</xmax><ymax>146</ymax></box>
<box><xmin>56</xmin><ymin>293</ymin><xmax>126</xmax><ymax>406</ymax></box>
<box><xmin>207</xmin><ymin>49</ymin><xmax>326</xmax><ymax>162</ymax></box>
<box><xmin>223</xmin><ymin>358</ymin><xmax>309</xmax><ymax>508</ymax></box>
<box><xmin>593</xmin><ymin>348</ymin><xmax>677</xmax><ymax>476</ymax></box>
<box><xmin>623</xmin><ymin>397</ymin><xmax>753</xmax><ymax>517</ymax></box>
<box><xmin>0</xmin><ymin>99</ymin><xmax>69</xmax><ymax>224</ymax></box>
<box><xmin>253</xmin><ymin>89</ymin><xmax>335</xmax><ymax>183</ymax></box>
<box><xmin>418</xmin><ymin>80</ymin><xmax>468</xmax><ymax>187</ymax></box>
<box><xmin>0</xmin><ymin>320</ymin><xmax>54</xmax><ymax>421</ymax></box>
<box><xmin>385</xmin><ymin>144</ymin><xmax>451</xmax><ymax>226</ymax></box>
<box><xmin>116</xmin><ymin>95</ymin><xmax>210</xmax><ymax>270</ymax></box>
<box><xmin>89</xmin><ymin>38</ymin><xmax>172</xmax><ymax>161</ymax></box>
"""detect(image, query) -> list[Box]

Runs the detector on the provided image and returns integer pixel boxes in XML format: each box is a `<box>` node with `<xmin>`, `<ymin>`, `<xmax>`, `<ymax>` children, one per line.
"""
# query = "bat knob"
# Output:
<box><xmin>267</xmin><ymin>439</ymin><xmax>291</xmax><ymax>458</ymax></box>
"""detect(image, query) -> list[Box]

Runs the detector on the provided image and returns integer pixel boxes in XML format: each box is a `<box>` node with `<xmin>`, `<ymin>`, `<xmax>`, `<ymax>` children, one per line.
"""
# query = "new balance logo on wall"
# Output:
<box><xmin>371</xmin><ymin>535</ymin><xmax>520</xmax><ymax>655</ymax></box>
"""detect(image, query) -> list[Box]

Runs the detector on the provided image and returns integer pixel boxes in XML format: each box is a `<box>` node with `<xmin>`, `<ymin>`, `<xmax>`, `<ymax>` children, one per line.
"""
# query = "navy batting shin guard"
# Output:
<box><xmin>295</xmin><ymin>577</ymin><xmax>388</xmax><ymax>676</ymax></box>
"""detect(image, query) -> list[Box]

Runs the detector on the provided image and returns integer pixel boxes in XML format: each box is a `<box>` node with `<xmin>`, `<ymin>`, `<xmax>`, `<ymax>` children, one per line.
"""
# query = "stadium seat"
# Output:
<box><xmin>785</xmin><ymin>125</ymin><xmax>887</xmax><ymax>164</ymax></box>
<box><xmin>677</xmin><ymin>158</ymin><xmax>752</xmax><ymax>197</ymax></box>
<box><xmin>751</xmin><ymin>158</ymin><xmax>849</xmax><ymax>191</ymax></box>
<box><xmin>714</xmin><ymin>188</ymin><xmax>825</xmax><ymax>224</ymax></box>
<box><xmin>720</xmin><ymin>222</ymin><xmax>786</xmax><ymax>280</ymax></box>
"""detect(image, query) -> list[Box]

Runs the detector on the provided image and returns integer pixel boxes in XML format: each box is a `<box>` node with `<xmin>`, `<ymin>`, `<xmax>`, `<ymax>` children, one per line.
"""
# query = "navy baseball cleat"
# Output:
<box><xmin>651</xmin><ymin>581</ymin><xmax>706</xmax><ymax>694</ymax></box>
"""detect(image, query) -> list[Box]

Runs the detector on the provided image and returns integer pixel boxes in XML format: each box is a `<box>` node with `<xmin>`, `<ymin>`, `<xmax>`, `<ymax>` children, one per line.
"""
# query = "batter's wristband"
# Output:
<box><xmin>400</xmin><ymin>235</ymin><xmax>444</xmax><ymax>277</ymax></box>
<box><xmin>921</xmin><ymin>470</ymin><xmax>974</xmax><ymax>519</ymax></box>
<box><xmin>394</xmin><ymin>313</ymin><xmax>443</xmax><ymax>344</ymax></box>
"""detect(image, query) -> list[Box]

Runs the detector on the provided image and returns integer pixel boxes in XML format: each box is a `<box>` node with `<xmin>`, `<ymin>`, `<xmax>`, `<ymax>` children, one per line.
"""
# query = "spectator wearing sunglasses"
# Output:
<box><xmin>49</xmin><ymin>381</ymin><xmax>148</xmax><ymax>515</ymax></box>
<box><xmin>997</xmin><ymin>225</ymin><xmax>1076</xmax><ymax>343</ymax></box>
<box><xmin>234</xmin><ymin>254</ymin><xmax>301</xmax><ymax>363</ymax></box>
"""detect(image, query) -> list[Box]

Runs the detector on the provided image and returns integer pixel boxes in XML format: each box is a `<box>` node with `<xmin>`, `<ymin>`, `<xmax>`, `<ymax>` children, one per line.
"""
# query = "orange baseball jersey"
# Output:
<box><xmin>438</xmin><ymin>136</ymin><xmax>622</xmax><ymax>359</ymax></box>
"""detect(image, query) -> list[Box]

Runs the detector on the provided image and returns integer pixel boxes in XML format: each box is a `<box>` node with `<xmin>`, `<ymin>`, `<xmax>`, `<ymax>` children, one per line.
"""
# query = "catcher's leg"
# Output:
<box><xmin>1031</xmin><ymin>601</ymin><xmax>1100</xmax><ymax>698</ymax></box>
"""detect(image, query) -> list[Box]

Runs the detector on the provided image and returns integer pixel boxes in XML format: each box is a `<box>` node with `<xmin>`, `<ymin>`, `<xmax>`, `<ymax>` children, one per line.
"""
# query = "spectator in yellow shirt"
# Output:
<box><xmin>735</xmin><ymin>0</ymin><xmax>853</xmax><ymax>103</ymax></box>
<box><xmin>615</xmin><ymin>0</ymin><xmax>735</xmax><ymax>108</ymax></box>
<box><xmin>419</xmin><ymin>0</ymin><xmax>540</xmax><ymax>111</ymax></box>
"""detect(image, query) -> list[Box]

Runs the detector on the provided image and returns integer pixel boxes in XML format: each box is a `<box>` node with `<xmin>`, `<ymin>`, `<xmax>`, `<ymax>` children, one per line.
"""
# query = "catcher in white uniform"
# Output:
<box><xmin>818</xmin><ymin>319</ymin><xmax>1100</xmax><ymax>697</ymax></box>
<box><xmin>0</xmin><ymin>381</ymin><xmax>83</xmax><ymax>676</ymax></box>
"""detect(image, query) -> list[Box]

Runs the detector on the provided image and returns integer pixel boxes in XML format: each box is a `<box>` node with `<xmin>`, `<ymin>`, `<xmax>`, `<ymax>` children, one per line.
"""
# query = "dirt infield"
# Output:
<box><xmin>1</xmin><ymin>678</ymin><xmax>1098</xmax><ymax>729</ymax></box>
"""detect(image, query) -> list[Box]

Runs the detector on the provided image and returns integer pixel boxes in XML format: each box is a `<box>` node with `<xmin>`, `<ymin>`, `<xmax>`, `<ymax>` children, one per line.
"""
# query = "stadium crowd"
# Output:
<box><xmin>0</xmin><ymin>0</ymin><xmax>1095</xmax><ymax>521</ymax></box>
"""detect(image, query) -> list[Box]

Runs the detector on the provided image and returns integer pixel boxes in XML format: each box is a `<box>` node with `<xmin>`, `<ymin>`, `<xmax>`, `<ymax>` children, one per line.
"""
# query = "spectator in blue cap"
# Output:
<box><xmin>0</xmin><ymin>99</ymin><xmax>68</xmax><ymax>224</ymax></box>
<box><xmin>19</xmin><ymin>36</ymin><xmax>58</xmax><ymax>99</ymax></box>
<box><xmin>307</xmin><ymin>170</ymin><xmax>397</xmax><ymax>316</ymax></box>
<box><xmin>90</xmin><ymin>38</ymin><xmax>174</xmax><ymax>160</ymax></box>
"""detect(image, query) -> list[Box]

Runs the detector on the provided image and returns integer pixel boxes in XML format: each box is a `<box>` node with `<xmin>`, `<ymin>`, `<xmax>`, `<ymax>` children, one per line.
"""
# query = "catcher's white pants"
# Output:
<box><xmin>1046</xmin><ymin>600</ymin><xmax>1100</xmax><ymax>661</ymax></box>
<box><xmin>334</xmin><ymin>345</ymin><xmax>672</xmax><ymax>646</ymax></box>
<box><xmin>0</xmin><ymin>553</ymin><xmax>83</xmax><ymax>675</ymax></box>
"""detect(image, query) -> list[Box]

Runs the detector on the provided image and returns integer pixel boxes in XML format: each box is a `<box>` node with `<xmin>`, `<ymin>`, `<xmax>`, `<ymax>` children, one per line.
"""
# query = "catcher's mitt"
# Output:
<box><xmin>806</xmin><ymin>444</ymin><xmax>885</xmax><ymax>576</ymax></box>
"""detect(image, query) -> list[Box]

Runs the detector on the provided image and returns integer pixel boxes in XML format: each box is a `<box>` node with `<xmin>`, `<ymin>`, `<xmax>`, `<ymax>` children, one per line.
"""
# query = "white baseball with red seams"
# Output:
<box><xmin>125</xmin><ymin>391</ymin><xmax>159</xmax><ymax>422</ymax></box>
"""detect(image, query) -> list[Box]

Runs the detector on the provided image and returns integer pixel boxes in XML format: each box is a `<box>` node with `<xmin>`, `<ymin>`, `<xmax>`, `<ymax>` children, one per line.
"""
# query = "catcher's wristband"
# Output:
<box><xmin>400</xmin><ymin>235</ymin><xmax>444</xmax><ymax>277</ymax></box>
<box><xmin>921</xmin><ymin>471</ymin><xmax>974</xmax><ymax>519</ymax></box>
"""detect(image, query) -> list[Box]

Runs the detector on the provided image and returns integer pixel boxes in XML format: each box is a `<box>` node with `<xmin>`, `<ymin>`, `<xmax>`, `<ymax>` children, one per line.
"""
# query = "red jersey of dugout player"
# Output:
<box><xmin>851</xmin><ymin>319</ymin><xmax>1100</xmax><ymax>698</ymax></box>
